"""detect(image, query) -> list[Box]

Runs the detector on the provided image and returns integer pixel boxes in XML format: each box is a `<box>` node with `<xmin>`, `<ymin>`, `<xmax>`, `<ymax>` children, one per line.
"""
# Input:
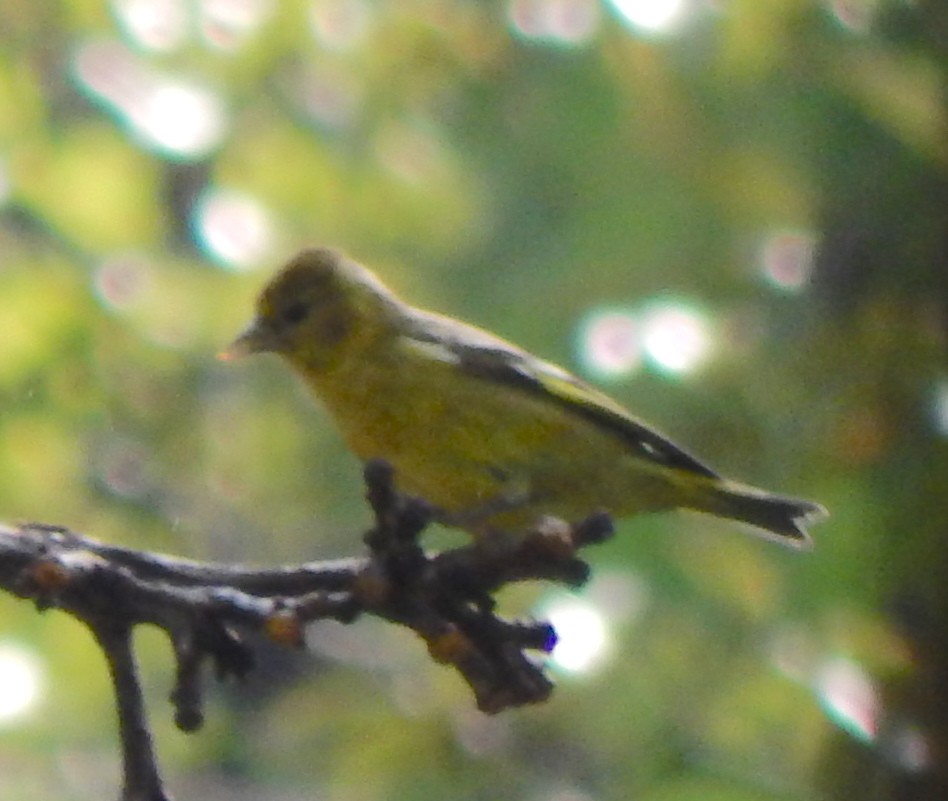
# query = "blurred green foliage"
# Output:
<box><xmin>0</xmin><ymin>0</ymin><xmax>946</xmax><ymax>799</ymax></box>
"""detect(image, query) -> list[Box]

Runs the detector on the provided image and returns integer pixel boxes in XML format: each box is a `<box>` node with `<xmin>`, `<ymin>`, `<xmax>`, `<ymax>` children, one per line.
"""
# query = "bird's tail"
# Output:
<box><xmin>693</xmin><ymin>480</ymin><xmax>827</xmax><ymax>549</ymax></box>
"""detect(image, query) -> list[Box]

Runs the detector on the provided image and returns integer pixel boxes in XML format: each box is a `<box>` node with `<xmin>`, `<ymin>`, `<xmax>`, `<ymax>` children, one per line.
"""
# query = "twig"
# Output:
<box><xmin>91</xmin><ymin>622</ymin><xmax>171</xmax><ymax>801</ymax></box>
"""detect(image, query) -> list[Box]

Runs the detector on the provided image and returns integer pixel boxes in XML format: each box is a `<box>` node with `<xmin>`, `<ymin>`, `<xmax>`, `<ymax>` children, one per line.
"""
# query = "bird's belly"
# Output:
<box><xmin>311</xmin><ymin>366</ymin><xmax>676</xmax><ymax>532</ymax></box>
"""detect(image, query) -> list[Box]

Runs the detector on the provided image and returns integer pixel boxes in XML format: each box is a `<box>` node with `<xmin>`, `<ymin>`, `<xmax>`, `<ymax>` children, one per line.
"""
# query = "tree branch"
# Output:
<box><xmin>0</xmin><ymin>460</ymin><xmax>613</xmax><ymax>800</ymax></box>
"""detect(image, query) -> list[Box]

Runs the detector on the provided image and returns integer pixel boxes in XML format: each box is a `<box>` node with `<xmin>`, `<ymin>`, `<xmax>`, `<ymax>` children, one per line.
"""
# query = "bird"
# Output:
<box><xmin>221</xmin><ymin>247</ymin><xmax>826</xmax><ymax>548</ymax></box>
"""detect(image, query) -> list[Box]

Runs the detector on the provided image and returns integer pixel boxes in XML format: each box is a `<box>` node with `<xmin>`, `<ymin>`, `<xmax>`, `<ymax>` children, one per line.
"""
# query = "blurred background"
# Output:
<box><xmin>0</xmin><ymin>0</ymin><xmax>946</xmax><ymax>799</ymax></box>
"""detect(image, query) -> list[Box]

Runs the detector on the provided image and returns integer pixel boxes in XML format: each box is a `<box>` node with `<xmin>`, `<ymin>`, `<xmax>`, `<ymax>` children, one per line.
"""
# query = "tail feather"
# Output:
<box><xmin>698</xmin><ymin>481</ymin><xmax>827</xmax><ymax>549</ymax></box>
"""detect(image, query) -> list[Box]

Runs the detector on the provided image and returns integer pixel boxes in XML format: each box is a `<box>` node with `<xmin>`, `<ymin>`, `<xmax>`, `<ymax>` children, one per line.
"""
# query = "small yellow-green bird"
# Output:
<box><xmin>223</xmin><ymin>247</ymin><xmax>825</xmax><ymax>548</ymax></box>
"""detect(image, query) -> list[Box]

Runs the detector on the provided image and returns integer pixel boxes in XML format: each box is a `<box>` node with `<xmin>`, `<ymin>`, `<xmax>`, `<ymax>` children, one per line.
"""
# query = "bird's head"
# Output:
<box><xmin>220</xmin><ymin>247</ymin><xmax>397</xmax><ymax>371</ymax></box>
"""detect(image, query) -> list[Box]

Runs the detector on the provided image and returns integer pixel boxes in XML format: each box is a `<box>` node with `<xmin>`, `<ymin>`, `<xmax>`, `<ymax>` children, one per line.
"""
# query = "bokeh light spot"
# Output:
<box><xmin>112</xmin><ymin>0</ymin><xmax>189</xmax><ymax>52</ymax></box>
<box><xmin>769</xmin><ymin>624</ymin><xmax>818</xmax><ymax>683</ymax></box>
<box><xmin>200</xmin><ymin>0</ymin><xmax>274</xmax><ymax>52</ymax></box>
<box><xmin>0</xmin><ymin>158</ymin><xmax>9</xmax><ymax>205</ymax></box>
<box><xmin>375</xmin><ymin>122</ymin><xmax>449</xmax><ymax>185</ymax></box>
<box><xmin>0</xmin><ymin>643</ymin><xmax>44</xmax><ymax>725</ymax></box>
<box><xmin>577</xmin><ymin>308</ymin><xmax>642</xmax><ymax>379</ymax></box>
<box><xmin>932</xmin><ymin>378</ymin><xmax>948</xmax><ymax>436</ymax></box>
<box><xmin>310</xmin><ymin>0</ymin><xmax>373</xmax><ymax>51</ymax></box>
<box><xmin>607</xmin><ymin>0</ymin><xmax>689</xmax><ymax>35</ymax></box>
<box><xmin>292</xmin><ymin>65</ymin><xmax>362</xmax><ymax>131</ymax></box>
<box><xmin>98</xmin><ymin>438</ymin><xmax>152</xmax><ymax>499</ymax></box>
<box><xmin>194</xmin><ymin>187</ymin><xmax>275</xmax><ymax>270</ymax></box>
<box><xmin>888</xmin><ymin>726</ymin><xmax>932</xmax><ymax>773</ymax></box>
<box><xmin>94</xmin><ymin>254</ymin><xmax>153</xmax><ymax>310</ymax></box>
<box><xmin>543</xmin><ymin>595</ymin><xmax>610</xmax><ymax>674</ymax></box>
<box><xmin>507</xmin><ymin>0</ymin><xmax>601</xmax><ymax>46</ymax></box>
<box><xmin>135</xmin><ymin>80</ymin><xmax>226</xmax><ymax>157</ymax></box>
<box><xmin>815</xmin><ymin>656</ymin><xmax>879</xmax><ymax>743</ymax></box>
<box><xmin>584</xmin><ymin>570</ymin><xmax>648</xmax><ymax>623</ymax></box>
<box><xmin>73</xmin><ymin>40</ymin><xmax>227</xmax><ymax>160</ymax></box>
<box><xmin>827</xmin><ymin>0</ymin><xmax>879</xmax><ymax>33</ymax></box>
<box><xmin>761</xmin><ymin>229</ymin><xmax>817</xmax><ymax>293</ymax></box>
<box><xmin>640</xmin><ymin>300</ymin><xmax>712</xmax><ymax>375</ymax></box>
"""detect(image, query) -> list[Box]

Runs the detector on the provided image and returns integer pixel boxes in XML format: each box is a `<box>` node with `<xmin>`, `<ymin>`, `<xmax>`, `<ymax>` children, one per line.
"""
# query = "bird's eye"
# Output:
<box><xmin>281</xmin><ymin>301</ymin><xmax>309</xmax><ymax>326</ymax></box>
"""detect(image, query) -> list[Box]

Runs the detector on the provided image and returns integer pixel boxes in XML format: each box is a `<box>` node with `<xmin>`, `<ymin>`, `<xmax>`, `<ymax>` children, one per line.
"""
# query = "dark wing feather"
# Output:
<box><xmin>403</xmin><ymin>310</ymin><xmax>719</xmax><ymax>480</ymax></box>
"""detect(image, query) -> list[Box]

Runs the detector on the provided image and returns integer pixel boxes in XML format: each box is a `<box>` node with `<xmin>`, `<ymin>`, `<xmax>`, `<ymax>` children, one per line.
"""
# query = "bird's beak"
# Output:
<box><xmin>217</xmin><ymin>318</ymin><xmax>278</xmax><ymax>361</ymax></box>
